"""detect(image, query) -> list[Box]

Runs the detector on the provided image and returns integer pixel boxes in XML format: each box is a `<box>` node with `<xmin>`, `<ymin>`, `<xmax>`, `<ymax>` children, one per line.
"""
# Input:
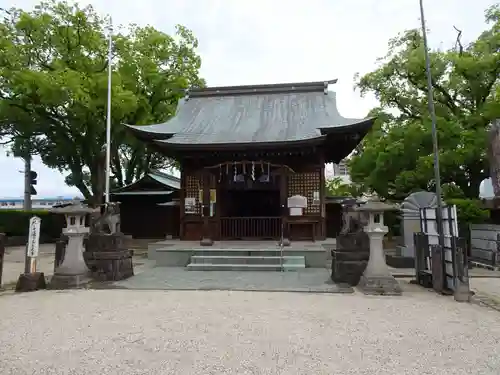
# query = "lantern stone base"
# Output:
<box><xmin>15</xmin><ymin>272</ymin><xmax>47</xmax><ymax>292</ymax></box>
<box><xmin>357</xmin><ymin>274</ymin><xmax>402</xmax><ymax>296</ymax></box>
<box><xmin>331</xmin><ymin>252</ymin><xmax>368</xmax><ymax>286</ymax></box>
<box><xmin>85</xmin><ymin>233</ymin><xmax>134</xmax><ymax>281</ymax></box>
<box><xmin>48</xmin><ymin>272</ymin><xmax>91</xmax><ymax>289</ymax></box>
<box><xmin>331</xmin><ymin>232</ymin><xmax>370</xmax><ymax>286</ymax></box>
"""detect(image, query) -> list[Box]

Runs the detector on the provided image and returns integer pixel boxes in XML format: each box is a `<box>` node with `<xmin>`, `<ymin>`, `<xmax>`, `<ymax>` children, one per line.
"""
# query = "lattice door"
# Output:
<box><xmin>288</xmin><ymin>171</ymin><xmax>320</xmax><ymax>214</ymax></box>
<box><xmin>185</xmin><ymin>174</ymin><xmax>201</xmax><ymax>214</ymax></box>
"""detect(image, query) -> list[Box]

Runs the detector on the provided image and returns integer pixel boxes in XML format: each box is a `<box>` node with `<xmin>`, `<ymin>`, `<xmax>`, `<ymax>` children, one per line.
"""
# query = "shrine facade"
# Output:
<box><xmin>126</xmin><ymin>80</ymin><xmax>375</xmax><ymax>244</ymax></box>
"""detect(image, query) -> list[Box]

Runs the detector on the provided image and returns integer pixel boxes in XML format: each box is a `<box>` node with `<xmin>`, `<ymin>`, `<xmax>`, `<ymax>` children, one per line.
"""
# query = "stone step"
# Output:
<box><xmin>188</xmin><ymin>249</ymin><xmax>284</xmax><ymax>257</ymax></box>
<box><xmin>190</xmin><ymin>255</ymin><xmax>305</xmax><ymax>266</ymax></box>
<box><xmin>185</xmin><ymin>263</ymin><xmax>305</xmax><ymax>271</ymax></box>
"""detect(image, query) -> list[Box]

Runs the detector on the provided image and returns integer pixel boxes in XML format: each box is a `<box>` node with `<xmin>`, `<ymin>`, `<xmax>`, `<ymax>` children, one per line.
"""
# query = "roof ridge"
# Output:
<box><xmin>187</xmin><ymin>79</ymin><xmax>337</xmax><ymax>99</ymax></box>
<box><xmin>149</xmin><ymin>170</ymin><xmax>180</xmax><ymax>182</ymax></box>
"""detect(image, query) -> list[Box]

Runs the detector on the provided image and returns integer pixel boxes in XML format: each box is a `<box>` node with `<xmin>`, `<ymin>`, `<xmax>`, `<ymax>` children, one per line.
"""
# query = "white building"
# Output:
<box><xmin>0</xmin><ymin>197</ymin><xmax>80</xmax><ymax>210</ymax></box>
<box><xmin>326</xmin><ymin>159</ymin><xmax>351</xmax><ymax>184</ymax></box>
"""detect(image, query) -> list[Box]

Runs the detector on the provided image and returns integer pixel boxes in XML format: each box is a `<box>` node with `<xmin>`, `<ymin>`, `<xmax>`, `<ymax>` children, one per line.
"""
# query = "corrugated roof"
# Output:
<box><xmin>126</xmin><ymin>80</ymin><xmax>373</xmax><ymax>146</ymax></box>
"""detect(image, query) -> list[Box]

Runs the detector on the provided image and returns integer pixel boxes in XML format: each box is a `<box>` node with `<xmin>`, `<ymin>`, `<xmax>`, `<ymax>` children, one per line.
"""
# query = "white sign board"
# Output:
<box><xmin>27</xmin><ymin>216</ymin><xmax>41</xmax><ymax>258</ymax></box>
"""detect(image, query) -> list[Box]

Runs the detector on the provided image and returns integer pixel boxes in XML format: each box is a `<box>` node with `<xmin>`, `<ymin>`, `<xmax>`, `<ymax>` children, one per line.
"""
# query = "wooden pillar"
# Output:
<box><xmin>200</xmin><ymin>169</ymin><xmax>213</xmax><ymax>246</ymax></box>
<box><xmin>179</xmin><ymin>168</ymin><xmax>185</xmax><ymax>240</ymax></box>
<box><xmin>280</xmin><ymin>165</ymin><xmax>291</xmax><ymax>246</ymax></box>
<box><xmin>319</xmin><ymin>153</ymin><xmax>326</xmax><ymax>240</ymax></box>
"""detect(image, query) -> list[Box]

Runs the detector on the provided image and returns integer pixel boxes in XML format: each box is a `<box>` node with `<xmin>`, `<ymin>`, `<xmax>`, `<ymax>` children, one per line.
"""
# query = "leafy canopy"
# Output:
<box><xmin>0</xmin><ymin>0</ymin><xmax>205</xmax><ymax>203</ymax></box>
<box><xmin>349</xmin><ymin>5</ymin><xmax>500</xmax><ymax>201</ymax></box>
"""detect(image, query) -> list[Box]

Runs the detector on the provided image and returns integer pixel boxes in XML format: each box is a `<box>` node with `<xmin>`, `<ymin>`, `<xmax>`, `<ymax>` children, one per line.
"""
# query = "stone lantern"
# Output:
<box><xmin>49</xmin><ymin>203</ymin><xmax>96</xmax><ymax>289</ymax></box>
<box><xmin>355</xmin><ymin>200</ymin><xmax>402</xmax><ymax>295</ymax></box>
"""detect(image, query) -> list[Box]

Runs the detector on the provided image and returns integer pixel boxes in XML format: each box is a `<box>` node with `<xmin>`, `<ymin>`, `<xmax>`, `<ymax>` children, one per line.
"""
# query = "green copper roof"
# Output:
<box><xmin>125</xmin><ymin>80</ymin><xmax>374</xmax><ymax>146</ymax></box>
<box><xmin>111</xmin><ymin>171</ymin><xmax>180</xmax><ymax>195</ymax></box>
<box><xmin>148</xmin><ymin>171</ymin><xmax>180</xmax><ymax>190</ymax></box>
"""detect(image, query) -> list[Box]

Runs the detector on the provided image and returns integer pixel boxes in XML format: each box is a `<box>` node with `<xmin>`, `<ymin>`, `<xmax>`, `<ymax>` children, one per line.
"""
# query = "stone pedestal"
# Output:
<box><xmin>85</xmin><ymin>232</ymin><xmax>134</xmax><ymax>281</ymax></box>
<box><xmin>200</xmin><ymin>237</ymin><xmax>214</xmax><ymax>246</ymax></box>
<box><xmin>15</xmin><ymin>272</ymin><xmax>46</xmax><ymax>292</ymax></box>
<box><xmin>331</xmin><ymin>232</ymin><xmax>369</xmax><ymax>286</ymax></box>
<box><xmin>358</xmin><ymin>226</ymin><xmax>402</xmax><ymax>295</ymax></box>
<box><xmin>50</xmin><ymin>232</ymin><xmax>91</xmax><ymax>289</ymax></box>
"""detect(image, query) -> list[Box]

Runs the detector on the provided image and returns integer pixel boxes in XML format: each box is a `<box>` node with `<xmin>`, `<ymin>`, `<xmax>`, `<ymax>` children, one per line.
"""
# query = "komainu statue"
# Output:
<box><xmin>91</xmin><ymin>202</ymin><xmax>121</xmax><ymax>234</ymax></box>
<box><xmin>339</xmin><ymin>200</ymin><xmax>368</xmax><ymax>235</ymax></box>
<box><xmin>332</xmin><ymin>200</ymin><xmax>370</xmax><ymax>286</ymax></box>
<box><xmin>487</xmin><ymin>119</ymin><xmax>500</xmax><ymax>197</ymax></box>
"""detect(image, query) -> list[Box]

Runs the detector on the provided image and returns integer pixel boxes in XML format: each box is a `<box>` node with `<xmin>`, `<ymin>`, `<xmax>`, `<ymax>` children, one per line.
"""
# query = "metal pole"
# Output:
<box><xmin>419</xmin><ymin>0</ymin><xmax>444</xmax><ymax>244</ymax></box>
<box><xmin>23</xmin><ymin>156</ymin><xmax>32</xmax><ymax>211</ymax></box>
<box><xmin>104</xmin><ymin>17</ymin><xmax>113</xmax><ymax>204</ymax></box>
<box><xmin>23</xmin><ymin>155</ymin><xmax>32</xmax><ymax>274</ymax></box>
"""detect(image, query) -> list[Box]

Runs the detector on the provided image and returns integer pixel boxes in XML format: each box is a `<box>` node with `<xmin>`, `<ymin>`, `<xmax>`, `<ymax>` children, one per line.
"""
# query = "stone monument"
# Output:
<box><xmin>357</xmin><ymin>200</ymin><xmax>402</xmax><ymax>295</ymax></box>
<box><xmin>84</xmin><ymin>202</ymin><xmax>134</xmax><ymax>281</ymax></box>
<box><xmin>397</xmin><ymin>191</ymin><xmax>438</xmax><ymax>258</ymax></box>
<box><xmin>331</xmin><ymin>200</ymin><xmax>370</xmax><ymax>286</ymax></box>
<box><xmin>49</xmin><ymin>203</ymin><xmax>95</xmax><ymax>289</ymax></box>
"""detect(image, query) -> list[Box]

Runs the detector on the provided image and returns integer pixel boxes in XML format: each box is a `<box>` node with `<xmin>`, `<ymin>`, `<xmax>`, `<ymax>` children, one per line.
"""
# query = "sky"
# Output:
<box><xmin>0</xmin><ymin>0</ymin><xmax>496</xmax><ymax>198</ymax></box>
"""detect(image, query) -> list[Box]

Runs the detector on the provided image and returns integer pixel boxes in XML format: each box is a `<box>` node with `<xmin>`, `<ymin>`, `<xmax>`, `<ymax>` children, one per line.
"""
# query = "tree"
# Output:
<box><xmin>325</xmin><ymin>176</ymin><xmax>366</xmax><ymax>198</ymax></box>
<box><xmin>349</xmin><ymin>5</ymin><xmax>500</xmax><ymax>201</ymax></box>
<box><xmin>0</xmin><ymin>1</ymin><xmax>205</xmax><ymax>204</ymax></box>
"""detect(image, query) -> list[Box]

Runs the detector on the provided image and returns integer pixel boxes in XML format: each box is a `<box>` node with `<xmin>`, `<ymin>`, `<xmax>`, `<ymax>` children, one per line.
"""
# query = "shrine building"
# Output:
<box><xmin>125</xmin><ymin>79</ymin><xmax>374</xmax><ymax>245</ymax></box>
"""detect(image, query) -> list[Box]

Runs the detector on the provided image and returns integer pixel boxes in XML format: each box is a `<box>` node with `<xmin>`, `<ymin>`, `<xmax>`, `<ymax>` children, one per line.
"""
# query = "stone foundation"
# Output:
<box><xmin>331</xmin><ymin>232</ymin><xmax>370</xmax><ymax>286</ymax></box>
<box><xmin>85</xmin><ymin>233</ymin><xmax>134</xmax><ymax>281</ymax></box>
<box><xmin>15</xmin><ymin>272</ymin><xmax>47</xmax><ymax>292</ymax></box>
<box><xmin>49</xmin><ymin>273</ymin><xmax>91</xmax><ymax>289</ymax></box>
<box><xmin>358</xmin><ymin>275</ymin><xmax>403</xmax><ymax>295</ymax></box>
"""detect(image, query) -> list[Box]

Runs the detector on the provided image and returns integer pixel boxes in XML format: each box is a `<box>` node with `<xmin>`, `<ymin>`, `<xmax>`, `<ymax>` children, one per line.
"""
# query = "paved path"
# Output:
<box><xmin>0</xmin><ymin>289</ymin><xmax>499</xmax><ymax>375</ymax></box>
<box><xmin>111</xmin><ymin>267</ymin><xmax>352</xmax><ymax>293</ymax></box>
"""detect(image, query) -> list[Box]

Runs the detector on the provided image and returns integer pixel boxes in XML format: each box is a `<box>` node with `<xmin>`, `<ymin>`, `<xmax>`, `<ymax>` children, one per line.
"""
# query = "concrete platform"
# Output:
<box><xmin>148</xmin><ymin>239</ymin><xmax>336</xmax><ymax>268</ymax></box>
<box><xmin>109</xmin><ymin>267</ymin><xmax>353</xmax><ymax>293</ymax></box>
<box><xmin>186</xmin><ymin>255</ymin><xmax>306</xmax><ymax>271</ymax></box>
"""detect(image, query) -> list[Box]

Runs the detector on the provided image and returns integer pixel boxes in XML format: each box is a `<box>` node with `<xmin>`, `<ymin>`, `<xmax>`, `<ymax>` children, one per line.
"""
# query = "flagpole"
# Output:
<box><xmin>105</xmin><ymin>17</ymin><xmax>113</xmax><ymax>204</ymax></box>
<box><xmin>419</xmin><ymin>0</ymin><xmax>443</xmax><ymax>244</ymax></box>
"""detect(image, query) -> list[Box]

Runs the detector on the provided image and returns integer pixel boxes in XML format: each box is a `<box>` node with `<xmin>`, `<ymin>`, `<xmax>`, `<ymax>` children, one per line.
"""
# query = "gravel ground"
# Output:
<box><xmin>0</xmin><ymin>290</ymin><xmax>499</xmax><ymax>375</ymax></box>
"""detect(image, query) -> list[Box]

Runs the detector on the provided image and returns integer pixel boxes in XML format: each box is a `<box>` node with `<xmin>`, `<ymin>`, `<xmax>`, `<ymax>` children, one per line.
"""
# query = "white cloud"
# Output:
<box><xmin>0</xmin><ymin>0</ymin><xmax>496</xmax><ymax>197</ymax></box>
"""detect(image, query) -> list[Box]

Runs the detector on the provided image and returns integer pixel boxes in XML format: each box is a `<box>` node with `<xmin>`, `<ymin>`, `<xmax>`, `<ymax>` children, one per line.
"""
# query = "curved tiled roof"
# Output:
<box><xmin>125</xmin><ymin>80</ymin><xmax>374</xmax><ymax>147</ymax></box>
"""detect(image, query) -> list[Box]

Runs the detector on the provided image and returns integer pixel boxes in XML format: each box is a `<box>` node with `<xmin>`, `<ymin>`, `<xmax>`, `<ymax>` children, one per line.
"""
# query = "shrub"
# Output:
<box><xmin>0</xmin><ymin>210</ymin><xmax>64</xmax><ymax>241</ymax></box>
<box><xmin>446</xmin><ymin>198</ymin><xmax>489</xmax><ymax>238</ymax></box>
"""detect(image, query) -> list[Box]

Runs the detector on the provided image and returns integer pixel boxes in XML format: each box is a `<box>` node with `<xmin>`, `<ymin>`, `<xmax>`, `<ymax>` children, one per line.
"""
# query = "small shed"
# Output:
<box><xmin>111</xmin><ymin>171</ymin><xmax>180</xmax><ymax>239</ymax></box>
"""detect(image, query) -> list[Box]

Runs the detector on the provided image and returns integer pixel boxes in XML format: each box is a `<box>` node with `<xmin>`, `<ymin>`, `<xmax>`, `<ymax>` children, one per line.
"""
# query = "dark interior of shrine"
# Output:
<box><xmin>220</xmin><ymin>189</ymin><xmax>281</xmax><ymax>217</ymax></box>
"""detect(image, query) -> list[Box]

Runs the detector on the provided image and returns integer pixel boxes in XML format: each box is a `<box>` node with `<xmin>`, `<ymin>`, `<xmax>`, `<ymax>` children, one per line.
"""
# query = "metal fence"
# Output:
<box><xmin>469</xmin><ymin>224</ymin><xmax>500</xmax><ymax>270</ymax></box>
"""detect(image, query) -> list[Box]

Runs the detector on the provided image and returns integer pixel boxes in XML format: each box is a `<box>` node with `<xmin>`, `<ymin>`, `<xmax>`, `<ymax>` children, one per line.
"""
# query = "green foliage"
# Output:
<box><xmin>0</xmin><ymin>1</ymin><xmax>205</xmax><ymax>204</ymax></box>
<box><xmin>0</xmin><ymin>210</ymin><xmax>63</xmax><ymax>239</ymax></box>
<box><xmin>325</xmin><ymin>176</ymin><xmax>366</xmax><ymax>197</ymax></box>
<box><xmin>447</xmin><ymin>198</ymin><xmax>489</xmax><ymax>237</ymax></box>
<box><xmin>350</xmin><ymin>5</ymin><xmax>500</xmax><ymax>200</ymax></box>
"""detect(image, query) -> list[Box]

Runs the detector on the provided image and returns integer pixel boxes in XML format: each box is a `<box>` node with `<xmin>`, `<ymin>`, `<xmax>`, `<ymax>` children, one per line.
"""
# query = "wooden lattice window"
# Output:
<box><xmin>185</xmin><ymin>174</ymin><xmax>201</xmax><ymax>214</ymax></box>
<box><xmin>287</xmin><ymin>171</ymin><xmax>321</xmax><ymax>214</ymax></box>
